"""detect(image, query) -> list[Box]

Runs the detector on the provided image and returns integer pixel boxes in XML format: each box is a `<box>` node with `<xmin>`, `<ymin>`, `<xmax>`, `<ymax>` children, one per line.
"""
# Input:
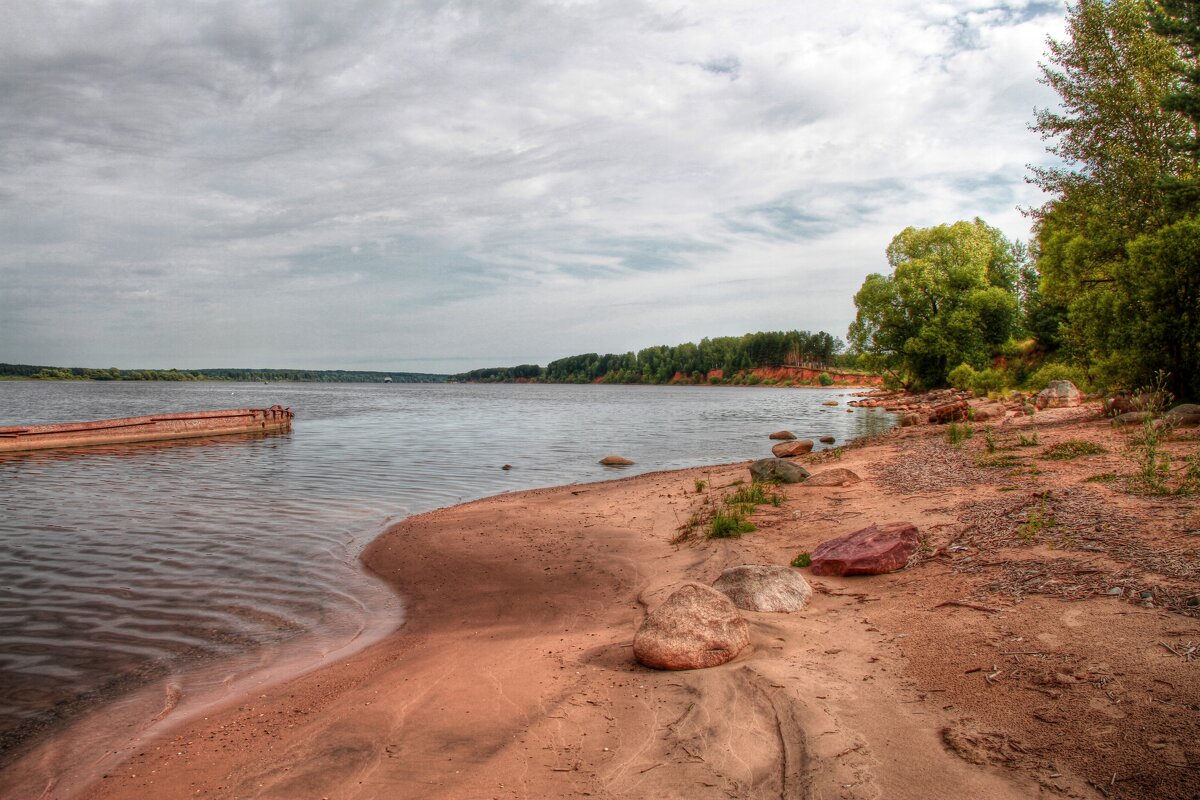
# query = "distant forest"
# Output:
<box><xmin>454</xmin><ymin>330</ymin><xmax>856</xmax><ymax>384</ymax></box>
<box><xmin>0</xmin><ymin>363</ymin><xmax>447</xmax><ymax>383</ymax></box>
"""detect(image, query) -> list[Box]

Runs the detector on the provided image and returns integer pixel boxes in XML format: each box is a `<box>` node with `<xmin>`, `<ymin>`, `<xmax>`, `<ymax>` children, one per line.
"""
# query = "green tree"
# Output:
<box><xmin>848</xmin><ymin>219</ymin><xmax>1021</xmax><ymax>389</ymax></box>
<box><xmin>1029</xmin><ymin>0</ymin><xmax>1198</xmax><ymax>396</ymax></box>
<box><xmin>1150</xmin><ymin>0</ymin><xmax>1200</xmax><ymax>213</ymax></box>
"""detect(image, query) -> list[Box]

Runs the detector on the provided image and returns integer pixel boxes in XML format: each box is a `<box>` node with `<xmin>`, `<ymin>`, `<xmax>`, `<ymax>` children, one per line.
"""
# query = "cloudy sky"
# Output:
<box><xmin>1</xmin><ymin>1</ymin><xmax>1066</xmax><ymax>373</ymax></box>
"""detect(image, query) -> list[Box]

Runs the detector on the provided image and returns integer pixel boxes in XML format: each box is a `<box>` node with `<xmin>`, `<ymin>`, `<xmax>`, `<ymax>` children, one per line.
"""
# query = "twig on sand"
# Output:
<box><xmin>1159</xmin><ymin>641</ymin><xmax>1197</xmax><ymax>661</ymax></box>
<box><xmin>933</xmin><ymin>599</ymin><xmax>1001</xmax><ymax>614</ymax></box>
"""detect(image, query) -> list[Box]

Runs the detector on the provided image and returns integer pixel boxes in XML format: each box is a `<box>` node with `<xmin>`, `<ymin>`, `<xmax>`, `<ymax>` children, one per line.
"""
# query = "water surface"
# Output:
<box><xmin>0</xmin><ymin>381</ymin><xmax>893</xmax><ymax>765</ymax></box>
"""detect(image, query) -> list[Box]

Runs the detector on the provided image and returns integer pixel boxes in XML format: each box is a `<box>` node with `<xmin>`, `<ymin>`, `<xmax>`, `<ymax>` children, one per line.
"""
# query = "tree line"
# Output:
<box><xmin>850</xmin><ymin>0</ymin><xmax>1200</xmax><ymax>400</ymax></box>
<box><xmin>454</xmin><ymin>330</ymin><xmax>848</xmax><ymax>384</ymax></box>
<box><xmin>0</xmin><ymin>364</ymin><xmax>447</xmax><ymax>383</ymax></box>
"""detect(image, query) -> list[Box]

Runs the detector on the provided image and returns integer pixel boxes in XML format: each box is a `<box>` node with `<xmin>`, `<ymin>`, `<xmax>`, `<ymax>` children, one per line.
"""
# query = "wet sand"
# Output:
<box><xmin>14</xmin><ymin>405</ymin><xmax>1200</xmax><ymax>799</ymax></box>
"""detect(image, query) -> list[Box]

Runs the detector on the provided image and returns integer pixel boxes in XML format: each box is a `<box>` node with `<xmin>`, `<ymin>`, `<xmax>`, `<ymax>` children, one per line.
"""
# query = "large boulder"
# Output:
<box><xmin>633</xmin><ymin>583</ymin><xmax>750</xmax><ymax>670</ymax></box>
<box><xmin>802</xmin><ymin>468</ymin><xmax>862</xmax><ymax>487</ymax></box>
<box><xmin>771</xmin><ymin>439</ymin><xmax>814</xmax><ymax>458</ymax></box>
<box><xmin>768</xmin><ymin>430</ymin><xmax>797</xmax><ymax>440</ymax></box>
<box><xmin>749</xmin><ymin>458</ymin><xmax>810</xmax><ymax>484</ymax></box>
<box><xmin>713</xmin><ymin>565</ymin><xmax>812</xmax><ymax>612</ymax></box>
<box><xmin>1035</xmin><ymin>380</ymin><xmax>1082</xmax><ymax>410</ymax></box>
<box><xmin>970</xmin><ymin>402</ymin><xmax>1006</xmax><ymax>422</ymax></box>
<box><xmin>1165</xmin><ymin>403</ymin><xmax>1200</xmax><ymax>427</ymax></box>
<box><xmin>599</xmin><ymin>455</ymin><xmax>634</xmax><ymax>466</ymax></box>
<box><xmin>809</xmin><ymin>522</ymin><xmax>921</xmax><ymax>577</ymax></box>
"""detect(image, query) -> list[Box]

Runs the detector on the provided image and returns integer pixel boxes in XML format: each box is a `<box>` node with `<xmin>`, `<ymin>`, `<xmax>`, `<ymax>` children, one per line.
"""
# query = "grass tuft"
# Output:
<box><xmin>1042</xmin><ymin>439</ymin><xmax>1107</xmax><ymax>460</ymax></box>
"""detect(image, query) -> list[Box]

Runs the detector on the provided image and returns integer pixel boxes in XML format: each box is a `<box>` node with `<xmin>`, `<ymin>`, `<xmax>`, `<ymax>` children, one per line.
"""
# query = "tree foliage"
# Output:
<box><xmin>452</xmin><ymin>330</ymin><xmax>848</xmax><ymax>384</ymax></box>
<box><xmin>1028</xmin><ymin>0</ymin><xmax>1200</xmax><ymax>398</ymax></box>
<box><xmin>848</xmin><ymin>219</ymin><xmax>1021</xmax><ymax>390</ymax></box>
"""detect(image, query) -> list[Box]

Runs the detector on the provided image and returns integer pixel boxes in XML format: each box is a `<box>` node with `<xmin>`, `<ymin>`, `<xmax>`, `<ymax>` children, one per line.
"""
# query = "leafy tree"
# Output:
<box><xmin>848</xmin><ymin>219</ymin><xmax>1021</xmax><ymax>390</ymax></box>
<box><xmin>1150</xmin><ymin>0</ymin><xmax>1200</xmax><ymax>213</ymax></box>
<box><xmin>1028</xmin><ymin>0</ymin><xmax>1199</xmax><ymax>397</ymax></box>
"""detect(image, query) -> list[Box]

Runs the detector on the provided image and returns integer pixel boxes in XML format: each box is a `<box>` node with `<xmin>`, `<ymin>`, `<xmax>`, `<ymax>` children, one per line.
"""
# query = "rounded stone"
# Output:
<box><xmin>633</xmin><ymin>583</ymin><xmax>750</xmax><ymax>670</ymax></box>
<box><xmin>749</xmin><ymin>458</ymin><xmax>810</xmax><ymax>484</ymax></box>
<box><xmin>713</xmin><ymin>565</ymin><xmax>812</xmax><ymax>612</ymax></box>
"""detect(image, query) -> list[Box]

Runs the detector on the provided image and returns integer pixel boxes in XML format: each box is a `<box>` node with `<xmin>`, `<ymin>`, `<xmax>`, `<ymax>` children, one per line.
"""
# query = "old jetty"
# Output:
<box><xmin>0</xmin><ymin>406</ymin><xmax>293</xmax><ymax>453</ymax></box>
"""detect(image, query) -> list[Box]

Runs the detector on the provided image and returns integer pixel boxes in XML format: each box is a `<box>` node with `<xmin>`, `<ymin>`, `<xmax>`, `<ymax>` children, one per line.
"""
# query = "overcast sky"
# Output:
<box><xmin>1</xmin><ymin>1</ymin><xmax>1066</xmax><ymax>373</ymax></box>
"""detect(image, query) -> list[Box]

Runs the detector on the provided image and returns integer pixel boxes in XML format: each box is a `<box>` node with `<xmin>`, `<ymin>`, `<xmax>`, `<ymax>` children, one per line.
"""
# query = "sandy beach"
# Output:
<box><xmin>15</xmin><ymin>403</ymin><xmax>1200</xmax><ymax>799</ymax></box>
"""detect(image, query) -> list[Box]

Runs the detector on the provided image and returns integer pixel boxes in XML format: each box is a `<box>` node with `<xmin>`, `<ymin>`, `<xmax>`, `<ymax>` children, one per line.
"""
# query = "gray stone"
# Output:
<box><xmin>1165</xmin><ymin>404</ymin><xmax>1200</xmax><ymax>427</ymax></box>
<box><xmin>633</xmin><ymin>583</ymin><xmax>750</xmax><ymax>670</ymax></box>
<box><xmin>1036</xmin><ymin>380</ymin><xmax>1083</xmax><ymax>410</ymax></box>
<box><xmin>713</xmin><ymin>565</ymin><xmax>812</xmax><ymax>613</ymax></box>
<box><xmin>749</xmin><ymin>458</ymin><xmax>810</xmax><ymax>484</ymax></box>
<box><xmin>1112</xmin><ymin>411</ymin><xmax>1152</xmax><ymax>426</ymax></box>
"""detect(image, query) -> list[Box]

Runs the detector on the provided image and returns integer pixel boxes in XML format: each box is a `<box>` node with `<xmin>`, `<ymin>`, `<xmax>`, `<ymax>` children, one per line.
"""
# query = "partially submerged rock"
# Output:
<box><xmin>633</xmin><ymin>583</ymin><xmax>750</xmax><ymax>670</ymax></box>
<box><xmin>713</xmin><ymin>565</ymin><xmax>812</xmax><ymax>612</ymax></box>
<box><xmin>809</xmin><ymin>522</ymin><xmax>920</xmax><ymax>577</ymax></box>
<box><xmin>1036</xmin><ymin>380</ymin><xmax>1082</xmax><ymax>410</ymax></box>
<box><xmin>771</xmin><ymin>439</ymin><xmax>814</xmax><ymax>458</ymax></box>
<box><xmin>768</xmin><ymin>430</ymin><xmax>797</xmax><ymax>440</ymax></box>
<box><xmin>819</xmin><ymin>435</ymin><xmax>836</xmax><ymax>444</ymax></box>
<box><xmin>749</xmin><ymin>458</ymin><xmax>810</xmax><ymax>484</ymax></box>
<box><xmin>599</xmin><ymin>455</ymin><xmax>634</xmax><ymax>466</ymax></box>
<box><xmin>802</xmin><ymin>468</ymin><xmax>862</xmax><ymax>487</ymax></box>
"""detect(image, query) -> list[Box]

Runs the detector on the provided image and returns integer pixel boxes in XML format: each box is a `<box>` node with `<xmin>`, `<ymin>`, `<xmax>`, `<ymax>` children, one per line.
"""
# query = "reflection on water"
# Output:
<box><xmin>0</xmin><ymin>381</ymin><xmax>893</xmax><ymax>766</ymax></box>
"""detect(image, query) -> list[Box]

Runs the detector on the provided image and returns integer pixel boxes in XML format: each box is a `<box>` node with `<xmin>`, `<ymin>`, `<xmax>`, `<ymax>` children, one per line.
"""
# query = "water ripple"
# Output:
<box><xmin>0</xmin><ymin>380</ymin><xmax>893</xmax><ymax>761</ymax></box>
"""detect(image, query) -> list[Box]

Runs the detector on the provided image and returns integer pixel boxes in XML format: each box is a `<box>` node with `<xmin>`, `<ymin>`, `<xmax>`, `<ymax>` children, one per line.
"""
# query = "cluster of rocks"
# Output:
<box><xmin>849</xmin><ymin>380</ymin><xmax>1094</xmax><ymax>427</ymax></box>
<box><xmin>1110</xmin><ymin>402</ymin><xmax>1200</xmax><ymax>428</ymax></box>
<box><xmin>849</xmin><ymin>387</ymin><xmax>975</xmax><ymax>425</ymax></box>
<box><xmin>633</xmin><ymin>522</ymin><xmax>919</xmax><ymax>670</ymax></box>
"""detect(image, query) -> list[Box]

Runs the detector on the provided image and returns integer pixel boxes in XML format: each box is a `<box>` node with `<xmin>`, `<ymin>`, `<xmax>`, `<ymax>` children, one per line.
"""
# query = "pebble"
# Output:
<box><xmin>1106</xmin><ymin>587</ymin><xmax>1123</xmax><ymax>596</ymax></box>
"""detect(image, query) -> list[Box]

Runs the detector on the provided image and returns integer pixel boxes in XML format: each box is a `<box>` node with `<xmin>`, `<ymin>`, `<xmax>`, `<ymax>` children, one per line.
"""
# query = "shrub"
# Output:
<box><xmin>970</xmin><ymin>368</ymin><xmax>1005</xmax><ymax>396</ymax></box>
<box><xmin>818</xmin><ymin>372</ymin><xmax>834</xmax><ymax>386</ymax></box>
<box><xmin>709</xmin><ymin>509</ymin><xmax>755</xmax><ymax>538</ymax></box>
<box><xmin>790</xmin><ymin>552</ymin><xmax>812</xmax><ymax>568</ymax></box>
<box><xmin>947</xmin><ymin>422</ymin><xmax>974</xmax><ymax>446</ymax></box>
<box><xmin>1043</xmin><ymin>439</ymin><xmax>1107</xmax><ymax>460</ymax></box>
<box><xmin>947</xmin><ymin>363</ymin><xmax>977</xmax><ymax>391</ymax></box>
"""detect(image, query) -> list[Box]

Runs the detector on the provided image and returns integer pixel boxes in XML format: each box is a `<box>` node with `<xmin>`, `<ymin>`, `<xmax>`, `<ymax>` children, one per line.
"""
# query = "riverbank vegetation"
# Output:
<box><xmin>453</xmin><ymin>329</ymin><xmax>865</xmax><ymax>385</ymax></box>
<box><xmin>849</xmin><ymin>0</ymin><xmax>1199</xmax><ymax>401</ymax></box>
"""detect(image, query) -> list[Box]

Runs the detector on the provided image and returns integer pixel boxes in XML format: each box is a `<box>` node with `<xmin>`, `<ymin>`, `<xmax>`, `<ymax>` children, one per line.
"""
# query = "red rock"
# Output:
<box><xmin>633</xmin><ymin>584</ymin><xmax>750</xmax><ymax>670</ymax></box>
<box><xmin>599</xmin><ymin>455</ymin><xmax>634</xmax><ymax>466</ymax></box>
<box><xmin>809</xmin><ymin>522</ymin><xmax>920</xmax><ymax>576</ymax></box>
<box><xmin>771</xmin><ymin>439</ymin><xmax>813</xmax><ymax>457</ymax></box>
<box><xmin>768</xmin><ymin>430</ymin><xmax>797</xmax><ymax>440</ymax></box>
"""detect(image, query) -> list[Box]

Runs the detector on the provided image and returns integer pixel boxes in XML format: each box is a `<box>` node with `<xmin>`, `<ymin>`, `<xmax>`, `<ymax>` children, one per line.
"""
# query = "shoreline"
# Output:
<box><xmin>10</xmin><ymin>404</ymin><xmax>1200</xmax><ymax>799</ymax></box>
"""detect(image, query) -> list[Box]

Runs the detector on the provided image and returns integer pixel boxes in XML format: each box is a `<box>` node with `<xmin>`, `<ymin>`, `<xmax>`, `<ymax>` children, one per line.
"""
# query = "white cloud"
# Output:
<box><xmin>0</xmin><ymin>0</ymin><xmax>1067</xmax><ymax>371</ymax></box>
